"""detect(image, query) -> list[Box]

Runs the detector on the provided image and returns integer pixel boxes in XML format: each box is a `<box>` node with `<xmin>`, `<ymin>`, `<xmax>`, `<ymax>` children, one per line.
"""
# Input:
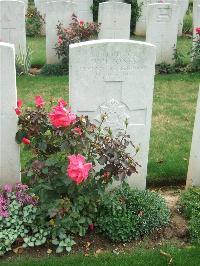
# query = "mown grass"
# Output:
<box><xmin>27</xmin><ymin>36</ymin><xmax>46</xmax><ymax>66</ymax></box>
<box><xmin>27</xmin><ymin>36</ymin><xmax>193</xmax><ymax>67</ymax></box>
<box><xmin>1</xmin><ymin>247</ymin><xmax>200</xmax><ymax>266</ymax></box>
<box><xmin>16</xmin><ymin>73</ymin><xmax>200</xmax><ymax>186</ymax></box>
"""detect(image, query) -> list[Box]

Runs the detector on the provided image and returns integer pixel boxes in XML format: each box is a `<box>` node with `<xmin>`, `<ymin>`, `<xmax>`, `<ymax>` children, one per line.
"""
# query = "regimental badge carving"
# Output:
<box><xmin>95</xmin><ymin>99</ymin><xmax>130</xmax><ymax>131</ymax></box>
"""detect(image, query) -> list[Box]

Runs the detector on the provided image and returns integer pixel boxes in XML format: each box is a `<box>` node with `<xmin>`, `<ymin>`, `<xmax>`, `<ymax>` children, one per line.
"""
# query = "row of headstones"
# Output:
<box><xmin>1</xmin><ymin>0</ymin><xmax>200</xmax><ymax>65</ymax></box>
<box><xmin>0</xmin><ymin>40</ymin><xmax>199</xmax><ymax>188</ymax></box>
<box><xmin>36</xmin><ymin>0</ymin><xmax>200</xmax><ymax>65</ymax></box>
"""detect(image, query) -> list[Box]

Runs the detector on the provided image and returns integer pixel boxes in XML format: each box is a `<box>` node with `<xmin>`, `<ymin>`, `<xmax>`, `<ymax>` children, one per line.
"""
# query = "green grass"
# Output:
<box><xmin>27</xmin><ymin>36</ymin><xmax>192</xmax><ymax>67</ymax></box>
<box><xmin>27</xmin><ymin>36</ymin><xmax>46</xmax><ymax>66</ymax></box>
<box><xmin>16</xmin><ymin>73</ymin><xmax>200</xmax><ymax>186</ymax></box>
<box><xmin>1</xmin><ymin>248</ymin><xmax>200</xmax><ymax>266</ymax></box>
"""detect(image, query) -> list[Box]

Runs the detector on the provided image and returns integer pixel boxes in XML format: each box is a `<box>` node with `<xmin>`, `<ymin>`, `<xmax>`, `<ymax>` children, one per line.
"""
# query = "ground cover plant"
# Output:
<box><xmin>181</xmin><ymin>187</ymin><xmax>200</xmax><ymax>244</ymax></box>
<box><xmin>96</xmin><ymin>184</ymin><xmax>170</xmax><ymax>242</ymax></box>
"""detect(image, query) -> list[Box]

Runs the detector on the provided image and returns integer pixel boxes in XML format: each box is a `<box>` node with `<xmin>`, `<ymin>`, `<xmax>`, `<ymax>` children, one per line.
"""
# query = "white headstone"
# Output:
<box><xmin>69</xmin><ymin>40</ymin><xmax>156</xmax><ymax>189</ymax></box>
<box><xmin>146</xmin><ymin>3</ymin><xmax>179</xmax><ymax>64</ymax></box>
<box><xmin>45</xmin><ymin>1</ymin><xmax>77</xmax><ymax>64</ymax></box>
<box><xmin>98</xmin><ymin>2</ymin><xmax>131</xmax><ymax>39</ymax></box>
<box><xmin>73</xmin><ymin>0</ymin><xmax>93</xmax><ymax>22</ymax></box>
<box><xmin>193</xmin><ymin>0</ymin><xmax>200</xmax><ymax>37</ymax></box>
<box><xmin>0</xmin><ymin>0</ymin><xmax>28</xmax><ymax>10</ymax></box>
<box><xmin>177</xmin><ymin>0</ymin><xmax>188</xmax><ymax>36</ymax></box>
<box><xmin>135</xmin><ymin>0</ymin><xmax>187</xmax><ymax>36</ymax></box>
<box><xmin>0</xmin><ymin>0</ymin><xmax>26</xmax><ymax>54</ymax></box>
<box><xmin>186</xmin><ymin>88</ymin><xmax>200</xmax><ymax>188</ymax></box>
<box><xmin>0</xmin><ymin>42</ymin><xmax>20</xmax><ymax>185</ymax></box>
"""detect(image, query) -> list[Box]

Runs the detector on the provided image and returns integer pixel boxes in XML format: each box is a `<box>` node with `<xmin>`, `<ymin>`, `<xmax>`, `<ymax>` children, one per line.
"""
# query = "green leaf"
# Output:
<box><xmin>56</xmin><ymin>246</ymin><xmax>63</xmax><ymax>253</ymax></box>
<box><xmin>15</xmin><ymin>131</ymin><xmax>27</xmax><ymax>144</ymax></box>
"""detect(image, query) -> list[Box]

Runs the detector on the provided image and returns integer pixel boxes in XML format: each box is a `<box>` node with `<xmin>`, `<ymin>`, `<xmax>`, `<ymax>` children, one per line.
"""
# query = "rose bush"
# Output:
<box><xmin>14</xmin><ymin>95</ymin><xmax>139</xmax><ymax>252</ymax></box>
<box><xmin>55</xmin><ymin>14</ymin><xmax>100</xmax><ymax>66</ymax></box>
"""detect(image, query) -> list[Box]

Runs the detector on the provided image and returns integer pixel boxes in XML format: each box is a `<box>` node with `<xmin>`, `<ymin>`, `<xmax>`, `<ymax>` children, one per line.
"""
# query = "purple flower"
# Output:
<box><xmin>3</xmin><ymin>184</ymin><xmax>13</xmax><ymax>193</ymax></box>
<box><xmin>0</xmin><ymin>194</ymin><xmax>9</xmax><ymax>218</ymax></box>
<box><xmin>15</xmin><ymin>183</ymin><xmax>29</xmax><ymax>191</ymax></box>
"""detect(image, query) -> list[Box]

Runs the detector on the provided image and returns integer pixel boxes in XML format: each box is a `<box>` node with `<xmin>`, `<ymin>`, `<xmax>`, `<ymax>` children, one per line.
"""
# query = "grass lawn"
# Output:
<box><xmin>27</xmin><ymin>36</ymin><xmax>193</xmax><ymax>67</ymax></box>
<box><xmin>17</xmin><ymin>73</ymin><xmax>200</xmax><ymax>186</ymax></box>
<box><xmin>2</xmin><ymin>247</ymin><xmax>200</xmax><ymax>266</ymax></box>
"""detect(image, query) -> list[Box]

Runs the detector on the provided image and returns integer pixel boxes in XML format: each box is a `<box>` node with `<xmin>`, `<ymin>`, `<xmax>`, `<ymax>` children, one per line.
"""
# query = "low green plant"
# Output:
<box><xmin>26</xmin><ymin>7</ymin><xmax>43</xmax><ymax>37</ymax></box>
<box><xmin>0</xmin><ymin>183</ymin><xmax>40</xmax><ymax>256</ymax></box>
<box><xmin>40</xmin><ymin>64</ymin><xmax>68</xmax><ymax>76</ymax></box>
<box><xmin>16</xmin><ymin>46</ymin><xmax>32</xmax><ymax>75</ymax></box>
<box><xmin>96</xmin><ymin>184</ymin><xmax>170</xmax><ymax>242</ymax></box>
<box><xmin>181</xmin><ymin>187</ymin><xmax>200</xmax><ymax>244</ymax></box>
<box><xmin>182</xmin><ymin>12</ymin><xmax>193</xmax><ymax>35</ymax></box>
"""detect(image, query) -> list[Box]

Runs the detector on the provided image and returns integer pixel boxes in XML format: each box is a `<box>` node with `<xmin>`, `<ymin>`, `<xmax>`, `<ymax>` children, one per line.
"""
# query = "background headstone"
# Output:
<box><xmin>0</xmin><ymin>0</ymin><xmax>26</xmax><ymax>55</ymax></box>
<box><xmin>0</xmin><ymin>0</ymin><xmax>28</xmax><ymax>10</ymax></box>
<box><xmin>135</xmin><ymin>0</ymin><xmax>188</xmax><ymax>36</ymax></box>
<box><xmin>45</xmin><ymin>0</ymin><xmax>77</xmax><ymax>64</ymax></box>
<box><xmin>69</xmin><ymin>40</ymin><xmax>156</xmax><ymax>189</ymax></box>
<box><xmin>98</xmin><ymin>2</ymin><xmax>131</xmax><ymax>39</ymax></box>
<box><xmin>73</xmin><ymin>0</ymin><xmax>93</xmax><ymax>22</ymax></box>
<box><xmin>186</xmin><ymin>87</ymin><xmax>200</xmax><ymax>188</ymax></box>
<box><xmin>0</xmin><ymin>42</ymin><xmax>21</xmax><ymax>185</ymax></box>
<box><xmin>146</xmin><ymin>3</ymin><xmax>179</xmax><ymax>64</ymax></box>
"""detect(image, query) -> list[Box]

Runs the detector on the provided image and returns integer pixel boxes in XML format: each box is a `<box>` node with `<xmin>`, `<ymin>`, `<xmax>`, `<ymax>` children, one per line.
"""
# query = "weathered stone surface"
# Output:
<box><xmin>135</xmin><ymin>0</ymin><xmax>188</xmax><ymax>37</ymax></box>
<box><xmin>146</xmin><ymin>3</ymin><xmax>179</xmax><ymax>64</ymax></box>
<box><xmin>0</xmin><ymin>42</ymin><xmax>20</xmax><ymax>185</ymax></box>
<box><xmin>98</xmin><ymin>1</ymin><xmax>131</xmax><ymax>39</ymax></box>
<box><xmin>73</xmin><ymin>0</ymin><xmax>93</xmax><ymax>21</ymax></box>
<box><xmin>45</xmin><ymin>1</ymin><xmax>77</xmax><ymax>64</ymax></box>
<box><xmin>0</xmin><ymin>0</ymin><xmax>26</xmax><ymax>54</ymax></box>
<box><xmin>186</xmin><ymin>88</ymin><xmax>200</xmax><ymax>188</ymax></box>
<box><xmin>69</xmin><ymin>40</ymin><xmax>156</xmax><ymax>189</ymax></box>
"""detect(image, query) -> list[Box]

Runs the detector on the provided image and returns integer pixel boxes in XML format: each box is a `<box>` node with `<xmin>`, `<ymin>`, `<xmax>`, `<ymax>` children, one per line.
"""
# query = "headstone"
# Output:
<box><xmin>98</xmin><ymin>2</ymin><xmax>131</xmax><ymax>39</ymax></box>
<box><xmin>69</xmin><ymin>40</ymin><xmax>156</xmax><ymax>189</ymax></box>
<box><xmin>135</xmin><ymin>0</ymin><xmax>188</xmax><ymax>37</ymax></box>
<box><xmin>177</xmin><ymin>0</ymin><xmax>188</xmax><ymax>36</ymax></box>
<box><xmin>73</xmin><ymin>0</ymin><xmax>93</xmax><ymax>22</ymax></box>
<box><xmin>146</xmin><ymin>3</ymin><xmax>179</xmax><ymax>64</ymax></box>
<box><xmin>193</xmin><ymin>0</ymin><xmax>200</xmax><ymax>37</ymax></box>
<box><xmin>45</xmin><ymin>1</ymin><xmax>77</xmax><ymax>64</ymax></box>
<box><xmin>186</xmin><ymin>88</ymin><xmax>200</xmax><ymax>188</ymax></box>
<box><xmin>0</xmin><ymin>0</ymin><xmax>28</xmax><ymax>10</ymax></box>
<box><xmin>0</xmin><ymin>42</ymin><xmax>21</xmax><ymax>185</ymax></box>
<box><xmin>0</xmin><ymin>0</ymin><xmax>26</xmax><ymax>55</ymax></box>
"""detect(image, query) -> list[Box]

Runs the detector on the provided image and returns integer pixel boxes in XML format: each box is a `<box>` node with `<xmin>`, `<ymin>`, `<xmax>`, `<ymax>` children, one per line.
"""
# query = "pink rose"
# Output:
<box><xmin>35</xmin><ymin>95</ymin><xmax>45</xmax><ymax>108</ymax></box>
<box><xmin>58</xmin><ymin>36</ymin><xmax>63</xmax><ymax>45</ymax></box>
<box><xmin>15</xmin><ymin>108</ymin><xmax>21</xmax><ymax>116</ymax></box>
<box><xmin>58</xmin><ymin>98</ymin><xmax>67</xmax><ymax>107</ymax></box>
<box><xmin>196</xmin><ymin>27</ymin><xmax>200</xmax><ymax>35</ymax></box>
<box><xmin>67</xmin><ymin>154</ymin><xmax>92</xmax><ymax>184</ymax></box>
<box><xmin>79</xmin><ymin>20</ymin><xmax>84</xmax><ymax>26</ymax></box>
<box><xmin>22</xmin><ymin>137</ymin><xmax>30</xmax><ymax>145</ymax></box>
<box><xmin>17</xmin><ymin>99</ymin><xmax>23</xmax><ymax>108</ymax></box>
<box><xmin>73</xmin><ymin>127</ymin><xmax>82</xmax><ymax>136</ymax></box>
<box><xmin>49</xmin><ymin>102</ymin><xmax>76</xmax><ymax>128</ymax></box>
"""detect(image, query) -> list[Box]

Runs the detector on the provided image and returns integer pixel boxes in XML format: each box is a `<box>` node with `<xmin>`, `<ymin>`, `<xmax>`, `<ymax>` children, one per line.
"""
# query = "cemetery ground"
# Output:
<box><xmin>1</xmin><ymin>34</ymin><xmax>198</xmax><ymax>265</ymax></box>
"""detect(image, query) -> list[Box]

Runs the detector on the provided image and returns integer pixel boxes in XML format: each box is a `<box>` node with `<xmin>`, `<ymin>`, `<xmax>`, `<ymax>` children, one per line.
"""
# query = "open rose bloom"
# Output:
<box><xmin>67</xmin><ymin>155</ymin><xmax>92</xmax><ymax>184</ymax></box>
<box><xmin>49</xmin><ymin>100</ymin><xmax>76</xmax><ymax>128</ymax></box>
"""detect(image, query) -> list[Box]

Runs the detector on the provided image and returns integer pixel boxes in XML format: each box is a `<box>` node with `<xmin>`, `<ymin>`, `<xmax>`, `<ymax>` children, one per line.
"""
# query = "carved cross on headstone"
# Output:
<box><xmin>78</xmin><ymin>80</ymin><xmax>147</xmax><ymax>132</ymax></box>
